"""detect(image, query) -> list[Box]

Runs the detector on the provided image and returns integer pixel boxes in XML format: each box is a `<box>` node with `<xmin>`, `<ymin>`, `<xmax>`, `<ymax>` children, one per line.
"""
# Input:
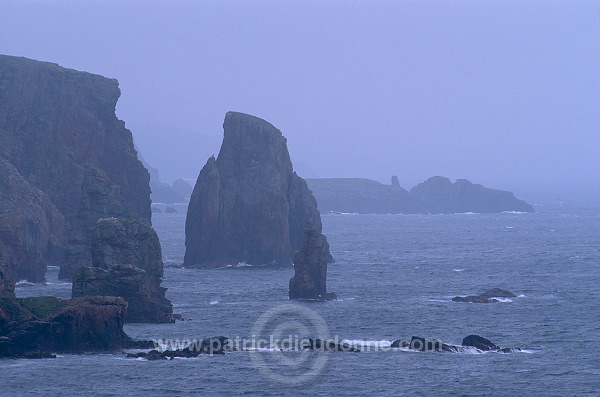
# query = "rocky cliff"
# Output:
<box><xmin>0</xmin><ymin>296</ymin><xmax>151</xmax><ymax>357</ymax></box>
<box><xmin>0</xmin><ymin>158</ymin><xmax>65</xmax><ymax>282</ymax></box>
<box><xmin>72</xmin><ymin>218</ymin><xmax>174</xmax><ymax>323</ymax></box>
<box><xmin>184</xmin><ymin>111</ymin><xmax>330</xmax><ymax>268</ymax></box>
<box><xmin>289</xmin><ymin>220</ymin><xmax>336</xmax><ymax>300</ymax></box>
<box><xmin>0</xmin><ymin>55</ymin><xmax>152</xmax><ymax>280</ymax></box>
<box><xmin>0</xmin><ymin>244</ymin><xmax>15</xmax><ymax>298</ymax></box>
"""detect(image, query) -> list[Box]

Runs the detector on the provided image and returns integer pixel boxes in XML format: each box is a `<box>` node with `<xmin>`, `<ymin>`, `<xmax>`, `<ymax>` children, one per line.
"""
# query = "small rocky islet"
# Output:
<box><xmin>0</xmin><ymin>55</ymin><xmax>532</xmax><ymax>358</ymax></box>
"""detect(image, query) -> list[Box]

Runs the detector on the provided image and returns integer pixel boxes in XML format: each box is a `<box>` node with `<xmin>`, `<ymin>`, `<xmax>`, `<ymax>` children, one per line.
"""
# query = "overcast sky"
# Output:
<box><xmin>1</xmin><ymin>0</ymin><xmax>598</xmax><ymax>194</ymax></box>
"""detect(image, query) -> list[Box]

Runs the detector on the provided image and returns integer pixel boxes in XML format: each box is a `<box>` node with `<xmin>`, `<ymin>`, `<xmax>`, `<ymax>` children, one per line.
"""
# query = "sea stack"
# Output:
<box><xmin>184</xmin><ymin>111</ymin><xmax>331</xmax><ymax>268</ymax></box>
<box><xmin>289</xmin><ymin>219</ymin><xmax>336</xmax><ymax>300</ymax></box>
<box><xmin>72</xmin><ymin>218</ymin><xmax>174</xmax><ymax>323</ymax></box>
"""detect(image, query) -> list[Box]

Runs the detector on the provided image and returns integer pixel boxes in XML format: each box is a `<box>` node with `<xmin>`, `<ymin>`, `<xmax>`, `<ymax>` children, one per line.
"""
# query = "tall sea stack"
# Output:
<box><xmin>184</xmin><ymin>111</ymin><xmax>331</xmax><ymax>268</ymax></box>
<box><xmin>0</xmin><ymin>55</ymin><xmax>151</xmax><ymax>280</ymax></box>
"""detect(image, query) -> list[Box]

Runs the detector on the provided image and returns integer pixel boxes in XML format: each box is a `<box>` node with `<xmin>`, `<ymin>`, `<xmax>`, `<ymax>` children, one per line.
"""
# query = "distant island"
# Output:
<box><xmin>306</xmin><ymin>176</ymin><xmax>533</xmax><ymax>214</ymax></box>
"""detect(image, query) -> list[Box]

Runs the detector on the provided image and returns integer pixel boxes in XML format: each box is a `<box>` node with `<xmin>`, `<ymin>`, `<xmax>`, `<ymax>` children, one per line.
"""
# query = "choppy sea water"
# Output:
<box><xmin>3</xmin><ymin>195</ymin><xmax>600</xmax><ymax>396</ymax></box>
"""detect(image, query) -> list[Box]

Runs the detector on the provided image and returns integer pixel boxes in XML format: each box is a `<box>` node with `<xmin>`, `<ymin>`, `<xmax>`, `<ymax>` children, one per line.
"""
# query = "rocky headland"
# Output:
<box><xmin>184</xmin><ymin>111</ymin><xmax>331</xmax><ymax>268</ymax></box>
<box><xmin>306</xmin><ymin>176</ymin><xmax>533</xmax><ymax>214</ymax></box>
<box><xmin>0</xmin><ymin>54</ymin><xmax>152</xmax><ymax>281</ymax></box>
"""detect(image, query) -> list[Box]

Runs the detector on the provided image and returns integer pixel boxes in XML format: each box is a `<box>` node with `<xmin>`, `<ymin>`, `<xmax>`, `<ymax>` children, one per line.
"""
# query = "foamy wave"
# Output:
<box><xmin>209</xmin><ymin>300</ymin><xmax>219</xmax><ymax>305</ymax></box>
<box><xmin>452</xmin><ymin>268</ymin><xmax>465</xmax><ymax>272</ymax></box>
<box><xmin>224</xmin><ymin>262</ymin><xmax>253</xmax><ymax>268</ymax></box>
<box><xmin>501</xmin><ymin>211</ymin><xmax>527</xmax><ymax>214</ymax></box>
<box><xmin>16</xmin><ymin>280</ymin><xmax>38</xmax><ymax>287</ymax></box>
<box><xmin>491</xmin><ymin>297</ymin><xmax>513</xmax><ymax>303</ymax></box>
<box><xmin>505</xmin><ymin>226</ymin><xmax>514</xmax><ymax>229</ymax></box>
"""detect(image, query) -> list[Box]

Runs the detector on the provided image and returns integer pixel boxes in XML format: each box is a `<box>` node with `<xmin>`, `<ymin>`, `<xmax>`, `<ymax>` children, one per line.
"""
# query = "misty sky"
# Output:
<box><xmin>1</xmin><ymin>1</ymin><xmax>598</xmax><ymax>193</ymax></box>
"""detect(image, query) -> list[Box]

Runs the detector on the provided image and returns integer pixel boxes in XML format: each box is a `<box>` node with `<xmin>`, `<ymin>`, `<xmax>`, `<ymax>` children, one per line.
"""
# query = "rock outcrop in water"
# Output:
<box><xmin>184</xmin><ymin>111</ymin><xmax>330</xmax><ymax>268</ymax></box>
<box><xmin>391</xmin><ymin>334</ymin><xmax>521</xmax><ymax>353</ymax></box>
<box><xmin>72</xmin><ymin>218</ymin><xmax>174</xmax><ymax>323</ymax></box>
<box><xmin>0</xmin><ymin>296</ymin><xmax>152</xmax><ymax>357</ymax></box>
<box><xmin>452</xmin><ymin>288</ymin><xmax>517</xmax><ymax>303</ymax></box>
<box><xmin>306</xmin><ymin>176</ymin><xmax>533</xmax><ymax>214</ymax></box>
<box><xmin>289</xmin><ymin>220</ymin><xmax>336</xmax><ymax>300</ymax></box>
<box><xmin>0</xmin><ymin>55</ymin><xmax>152</xmax><ymax>280</ymax></box>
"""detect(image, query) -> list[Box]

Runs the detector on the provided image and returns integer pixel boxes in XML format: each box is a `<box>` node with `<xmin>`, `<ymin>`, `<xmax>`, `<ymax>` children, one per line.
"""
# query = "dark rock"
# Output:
<box><xmin>410</xmin><ymin>176</ymin><xmax>533</xmax><ymax>214</ymax></box>
<box><xmin>301</xmin><ymin>338</ymin><xmax>360</xmax><ymax>352</ymax></box>
<box><xmin>72</xmin><ymin>218</ymin><xmax>174</xmax><ymax>323</ymax></box>
<box><xmin>391</xmin><ymin>175</ymin><xmax>401</xmax><ymax>188</ymax></box>
<box><xmin>391</xmin><ymin>336</ymin><xmax>446</xmax><ymax>352</ymax></box>
<box><xmin>172</xmin><ymin>179</ymin><xmax>193</xmax><ymax>199</ymax></box>
<box><xmin>289</xmin><ymin>219</ymin><xmax>335</xmax><ymax>300</ymax></box>
<box><xmin>452</xmin><ymin>295</ymin><xmax>498</xmax><ymax>303</ymax></box>
<box><xmin>0</xmin><ymin>158</ymin><xmax>66</xmax><ymax>282</ymax></box>
<box><xmin>461</xmin><ymin>335</ymin><xmax>500</xmax><ymax>351</ymax></box>
<box><xmin>165</xmin><ymin>207</ymin><xmax>177</xmax><ymax>214</ymax></box>
<box><xmin>0</xmin><ymin>55</ymin><xmax>152</xmax><ymax>280</ymax></box>
<box><xmin>184</xmin><ymin>111</ymin><xmax>331</xmax><ymax>268</ymax></box>
<box><xmin>0</xmin><ymin>296</ymin><xmax>148</xmax><ymax>357</ymax></box>
<box><xmin>453</xmin><ymin>288</ymin><xmax>516</xmax><ymax>303</ymax></box>
<box><xmin>128</xmin><ymin>337</ymin><xmax>229</xmax><ymax>360</ymax></box>
<box><xmin>479</xmin><ymin>288</ymin><xmax>517</xmax><ymax>298</ymax></box>
<box><xmin>0</xmin><ymin>245</ymin><xmax>16</xmax><ymax>298</ymax></box>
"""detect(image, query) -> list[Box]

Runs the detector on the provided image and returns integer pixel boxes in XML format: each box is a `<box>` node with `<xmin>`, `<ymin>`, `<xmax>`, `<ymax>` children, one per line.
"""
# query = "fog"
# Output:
<box><xmin>2</xmin><ymin>1</ymin><xmax>598</xmax><ymax>195</ymax></box>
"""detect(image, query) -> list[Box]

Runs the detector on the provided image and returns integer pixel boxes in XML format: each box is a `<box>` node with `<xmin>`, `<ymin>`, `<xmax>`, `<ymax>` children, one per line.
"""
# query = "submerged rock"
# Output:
<box><xmin>289</xmin><ymin>219</ymin><xmax>336</xmax><ymax>300</ymax></box>
<box><xmin>0</xmin><ymin>55</ymin><xmax>152</xmax><ymax>280</ymax></box>
<box><xmin>390</xmin><ymin>334</ymin><xmax>521</xmax><ymax>353</ymax></box>
<box><xmin>452</xmin><ymin>288</ymin><xmax>517</xmax><ymax>303</ymax></box>
<box><xmin>72</xmin><ymin>218</ymin><xmax>174</xmax><ymax>323</ymax></box>
<box><xmin>301</xmin><ymin>338</ymin><xmax>360</xmax><ymax>352</ymax></box>
<box><xmin>0</xmin><ymin>296</ymin><xmax>152</xmax><ymax>357</ymax></box>
<box><xmin>128</xmin><ymin>336</ymin><xmax>230</xmax><ymax>360</ymax></box>
<box><xmin>184</xmin><ymin>111</ymin><xmax>331</xmax><ymax>268</ymax></box>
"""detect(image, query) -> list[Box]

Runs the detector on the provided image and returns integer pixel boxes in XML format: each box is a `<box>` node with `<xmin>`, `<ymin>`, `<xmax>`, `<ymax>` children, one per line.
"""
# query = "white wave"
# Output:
<box><xmin>209</xmin><ymin>300</ymin><xmax>219</xmax><ymax>305</ymax></box>
<box><xmin>505</xmin><ymin>226</ymin><xmax>514</xmax><ymax>229</ymax></box>
<box><xmin>456</xmin><ymin>212</ymin><xmax>476</xmax><ymax>215</ymax></box>
<box><xmin>501</xmin><ymin>211</ymin><xmax>527</xmax><ymax>214</ymax></box>
<box><xmin>517</xmin><ymin>294</ymin><xmax>526</xmax><ymax>298</ymax></box>
<box><xmin>224</xmin><ymin>262</ymin><xmax>253</xmax><ymax>268</ymax></box>
<box><xmin>452</xmin><ymin>268</ymin><xmax>465</xmax><ymax>272</ymax></box>
<box><xmin>15</xmin><ymin>280</ymin><xmax>38</xmax><ymax>287</ymax></box>
<box><xmin>341</xmin><ymin>339</ymin><xmax>392</xmax><ymax>348</ymax></box>
<box><xmin>490</xmin><ymin>297</ymin><xmax>513</xmax><ymax>303</ymax></box>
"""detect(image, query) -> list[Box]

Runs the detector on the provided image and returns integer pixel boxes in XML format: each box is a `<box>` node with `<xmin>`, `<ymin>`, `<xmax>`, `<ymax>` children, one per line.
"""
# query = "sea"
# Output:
<box><xmin>2</xmin><ymin>191</ymin><xmax>599</xmax><ymax>396</ymax></box>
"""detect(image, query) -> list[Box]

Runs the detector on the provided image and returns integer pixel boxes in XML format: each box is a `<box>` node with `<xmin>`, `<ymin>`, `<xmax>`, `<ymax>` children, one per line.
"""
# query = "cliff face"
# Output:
<box><xmin>0</xmin><ymin>158</ymin><xmax>65</xmax><ymax>282</ymax></box>
<box><xmin>184</xmin><ymin>111</ymin><xmax>330</xmax><ymax>268</ymax></box>
<box><xmin>0</xmin><ymin>244</ymin><xmax>15</xmax><ymax>297</ymax></box>
<box><xmin>410</xmin><ymin>176</ymin><xmax>534</xmax><ymax>214</ymax></box>
<box><xmin>72</xmin><ymin>218</ymin><xmax>173</xmax><ymax>323</ymax></box>
<box><xmin>289</xmin><ymin>220</ymin><xmax>336</xmax><ymax>300</ymax></box>
<box><xmin>0</xmin><ymin>55</ymin><xmax>151</xmax><ymax>279</ymax></box>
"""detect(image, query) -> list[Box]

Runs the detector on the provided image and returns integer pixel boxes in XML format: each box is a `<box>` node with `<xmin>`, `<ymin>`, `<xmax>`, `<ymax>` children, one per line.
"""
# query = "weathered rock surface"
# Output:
<box><xmin>410</xmin><ymin>176</ymin><xmax>533</xmax><ymax>214</ymax></box>
<box><xmin>452</xmin><ymin>288</ymin><xmax>517</xmax><ymax>303</ymax></box>
<box><xmin>0</xmin><ymin>158</ymin><xmax>65</xmax><ymax>282</ymax></box>
<box><xmin>0</xmin><ymin>245</ymin><xmax>15</xmax><ymax>298</ymax></box>
<box><xmin>306</xmin><ymin>176</ymin><xmax>533</xmax><ymax>214</ymax></box>
<box><xmin>0</xmin><ymin>54</ymin><xmax>152</xmax><ymax>280</ymax></box>
<box><xmin>289</xmin><ymin>220</ymin><xmax>336</xmax><ymax>300</ymax></box>
<box><xmin>72</xmin><ymin>218</ymin><xmax>174</xmax><ymax>323</ymax></box>
<box><xmin>184</xmin><ymin>111</ymin><xmax>330</xmax><ymax>268</ymax></box>
<box><xmin>127</xmin><ymin>336</ymin><xmax>229</xmax><ymax>360</ymax></box>
<box><xmin>0</xmin><ymin>296</ymin><xmax>152</xmax><ymax>357</ymax></box>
